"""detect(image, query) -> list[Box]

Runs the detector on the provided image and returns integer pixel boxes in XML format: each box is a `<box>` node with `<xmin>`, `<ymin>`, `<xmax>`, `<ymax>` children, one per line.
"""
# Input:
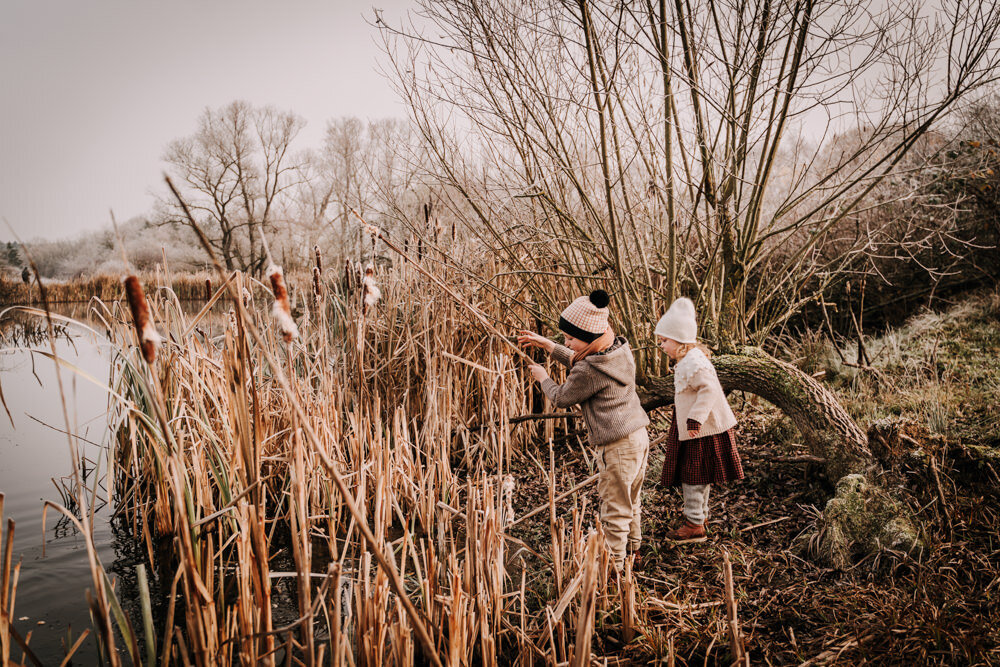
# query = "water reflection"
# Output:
<box><xmin>0</xmin><ymin>308</ymin><xmax>114</xmax><ymax>663</ymax></box>
<box><xmin>0</xmin><ymin>302</ymin><xmax>220</xmax><ymax>664</ymax></box>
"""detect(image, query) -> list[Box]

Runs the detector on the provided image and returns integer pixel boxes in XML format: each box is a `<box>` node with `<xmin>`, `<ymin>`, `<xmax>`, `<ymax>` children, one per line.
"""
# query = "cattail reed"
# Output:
<box><xmin>314</xmin><ymin>244</ymin><xmax>323</xmax><ymax>273</ymax></box>
<box><xmin>345</xmin><ymin>258</ymin><xmax>355</xmax><ymax>290</ymax></box>
<box><xmin>122</xmin><ymin>275</ymin><xmax>161</xmax><ymax>363</ymax></box>
<box><xmin>204</xmin><ymin>277</ymin><xmax>212</xmax><ymax>301</ymax></box>
<box><xmin>361</xmin><ymin>263</ymin><xmax>381</xmax><ymax>315</ymax></box>
<box><xmin>313</xmin><ymin>266</ymin><xmax>323</xmax><ymax>302</ymax></box>
<box><xmin>267</xmin><ymin>264</ymin><xmax>298</xmax><ymax>342</ymax></box>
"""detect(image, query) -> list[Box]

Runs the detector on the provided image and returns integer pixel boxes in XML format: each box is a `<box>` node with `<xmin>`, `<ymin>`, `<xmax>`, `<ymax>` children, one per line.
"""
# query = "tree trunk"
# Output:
<box><xmin>641</xmin><ymin>346</ymin><xmax>870</xmax><ymax>480</ymax></box>
<box><xmin>640</xmin><ymin>347</ymin><xmax>921</xmax><ymax>568</ymax></box>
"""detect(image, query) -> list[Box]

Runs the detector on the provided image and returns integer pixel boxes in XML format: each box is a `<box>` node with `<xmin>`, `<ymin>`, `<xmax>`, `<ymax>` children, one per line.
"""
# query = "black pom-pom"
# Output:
<box><xmin>589</xmin><ymin>289</ymin><xmax>610</xmax><ymax>308</ymax></box>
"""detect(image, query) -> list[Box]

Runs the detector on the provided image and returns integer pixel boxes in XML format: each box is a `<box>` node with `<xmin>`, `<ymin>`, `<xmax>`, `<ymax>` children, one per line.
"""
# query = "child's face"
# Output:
<box><xmin>563</xmin><ymin>334</ymin><xmax>589</xmax><ymax>353</ymax></box>
<box><xmin>658</xmin><ymin>336</ymin><xmax>681</xmax><ymax>360</ymax></box>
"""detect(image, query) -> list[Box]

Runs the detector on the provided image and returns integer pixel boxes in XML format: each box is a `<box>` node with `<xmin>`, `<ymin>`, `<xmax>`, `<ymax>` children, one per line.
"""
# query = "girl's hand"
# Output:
<box><xmin>527</xmin><ymin>364</ymin><xmax>549</xmax><ymax>383</ymax></box>
<box><xmin>687</xmin><ymin>428</ymin><xmax>700</xmax><ymax>438</ymax></box>
<box><xmin>518</xmin><ymin>330</ymin><xmax>554</xmax><ymax>353</ymax></box>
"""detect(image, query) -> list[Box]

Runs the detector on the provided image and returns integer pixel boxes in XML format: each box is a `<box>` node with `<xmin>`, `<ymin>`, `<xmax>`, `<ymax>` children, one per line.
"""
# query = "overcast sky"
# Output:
<box><xmin>0</xmin><ymin>0</ymin><xmax>412</xmax><ymax>242</ymax></box>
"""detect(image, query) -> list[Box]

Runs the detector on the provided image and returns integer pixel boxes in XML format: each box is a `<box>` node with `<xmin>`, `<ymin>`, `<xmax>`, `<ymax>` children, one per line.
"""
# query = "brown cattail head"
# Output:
<box><xmin>361</xmin><ymin>263</ymin><xmax>381</xmax><ymax>315</ymax></box>
<box><xmin>122</xmin><ymin>275</ymin><xmax>161</xmax><ymax>363</ymax></box>
<box><xmin>344</xmin><ymin>259</ymin><xmax>354</xmax><ymax>290</ymax></box>
<box><xmin>204</xmin><ymin>278</ymin><xmax>212</xmax><ymax>301</ymax></box>
<box><xmin>312</xmin><ymin>266</ymin><xmax>322</xmax><ymax>298</ymax></box>
<box><xmin>267</xmin><ymin>264</ymin><xmax>298</xmax><ymax>343</ymax></box>
<box><xmin>314</xmin><ymin>245</ymin><xmax>323</xmax><ymax>273</ymax></box>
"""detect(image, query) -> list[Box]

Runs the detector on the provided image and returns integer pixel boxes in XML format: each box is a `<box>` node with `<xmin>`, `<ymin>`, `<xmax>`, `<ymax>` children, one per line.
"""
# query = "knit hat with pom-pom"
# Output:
<box><xmin>654</xmin><ymin>297</ymin><xmax>698</xmax><ymax>344</ymax></box>
<box><xmin>558</xmin><ymin>290</ymin><xmax>611</xmax><ymax>343</ymax></box>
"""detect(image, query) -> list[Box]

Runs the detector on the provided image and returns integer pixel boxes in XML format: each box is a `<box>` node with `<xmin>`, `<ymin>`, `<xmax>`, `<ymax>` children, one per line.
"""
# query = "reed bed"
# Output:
<box><xmin>0</xmin><ymin>272</ymin><xmax>220</xmax><ymax>306</ymax></box>
<box><xmin>81</xmin><ymin>255</ymin><xmax>685</xmax><ymax>666</ymax></box>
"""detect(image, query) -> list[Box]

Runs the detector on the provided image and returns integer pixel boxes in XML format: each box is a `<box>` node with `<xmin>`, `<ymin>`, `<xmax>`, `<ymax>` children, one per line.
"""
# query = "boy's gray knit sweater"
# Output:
<box><xmin>540</xmin><ymin>337</ymin><xmax>650</xmax><ymax>446</ymax></box>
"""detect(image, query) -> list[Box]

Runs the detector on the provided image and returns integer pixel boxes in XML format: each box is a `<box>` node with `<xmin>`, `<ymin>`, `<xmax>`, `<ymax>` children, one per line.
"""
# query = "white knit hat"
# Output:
<box><xmin>654</xmin><ymin>297</ymin><xmax>697</xmax><ymax>344</ymax></box>
<box><xmin>559</xmin><ymin>290</ymin><xmax>610</xmax><ymax>343</ymax></box>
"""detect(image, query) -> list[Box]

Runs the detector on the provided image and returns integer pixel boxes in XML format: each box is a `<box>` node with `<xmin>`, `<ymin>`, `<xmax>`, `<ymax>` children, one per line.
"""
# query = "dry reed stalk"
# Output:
<box><xmin>0</xmin><ymin>496</ymin><xmax>10</xmax><ymax>667</ymax></box>
<box><xmin>621</xmin><ymin>558</ymin><xmax>636</xmax><ymax>644</ymax></box>
<box><xmin>722</xmin><ymin>550</ymin><xmax>746</xmax><ymax>666</ymax></box>
<box><xmin>569</xmin><ymin>532</ymin><xmax>601</xmax><ymax>667</ymax></box>
<box><xmin>289</xmin><ymin>429</ymin><xmax>315</xmax><ymax>666</ymax></box>
<box><xmin>508</xmin><ymin>473</ymin><xmax>599</xmax><ymax>529</ymax></box>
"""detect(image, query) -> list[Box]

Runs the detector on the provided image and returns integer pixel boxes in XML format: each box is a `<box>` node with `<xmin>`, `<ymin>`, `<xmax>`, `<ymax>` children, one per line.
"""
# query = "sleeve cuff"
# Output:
<box><xmin>540</xmin><ymin>378</ymin><xmax>558</xmax><ymax>398</ymax></box>
<box><xmin>550</xmin><ymin>344</ymin><xmax>573</xmax><ymax>367</ymax></box>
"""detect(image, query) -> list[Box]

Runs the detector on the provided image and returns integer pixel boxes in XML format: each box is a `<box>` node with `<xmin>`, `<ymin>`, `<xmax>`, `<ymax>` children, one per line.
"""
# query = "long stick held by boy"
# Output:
<box><xmin>518</xmin><ymin>290</ymin><xmax>650</xmax><ymax>572</ymax></box>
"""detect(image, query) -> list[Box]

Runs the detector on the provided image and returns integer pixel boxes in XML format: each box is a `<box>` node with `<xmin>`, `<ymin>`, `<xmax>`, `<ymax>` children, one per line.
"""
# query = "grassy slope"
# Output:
<box><xmin>509</xmin><ymin>288</ymin><xmax>1000</xmax><ymax>665</ymax></box>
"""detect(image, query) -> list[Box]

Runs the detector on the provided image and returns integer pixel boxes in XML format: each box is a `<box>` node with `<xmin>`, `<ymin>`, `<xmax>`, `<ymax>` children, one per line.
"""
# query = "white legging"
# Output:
<box><xmin>681</xmin><ymin>483</ymin><xmax>711</xmax><ymax>525</ymax></box>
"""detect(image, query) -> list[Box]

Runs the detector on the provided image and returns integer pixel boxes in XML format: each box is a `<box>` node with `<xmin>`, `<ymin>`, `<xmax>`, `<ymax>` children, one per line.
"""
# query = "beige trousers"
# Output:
<box><xmin>596</xmin><ymin>428</ymin><xmax>650</xmax><ymax>569</ymax></box>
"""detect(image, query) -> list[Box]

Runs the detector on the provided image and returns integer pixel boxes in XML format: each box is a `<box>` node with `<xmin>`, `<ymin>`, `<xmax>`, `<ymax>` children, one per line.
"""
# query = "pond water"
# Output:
<box><xmin>0</xmin><ymin>304</ymin><xmax>126</xmax><ymax>663</ymax></box>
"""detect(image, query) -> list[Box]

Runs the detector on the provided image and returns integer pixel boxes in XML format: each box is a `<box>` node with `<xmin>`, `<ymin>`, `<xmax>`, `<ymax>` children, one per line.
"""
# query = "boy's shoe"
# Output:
<box><xmin>665</xmin><ymin>520</ymin><xmax>707</xmax><ymax>543</ymax></box>
<box><xmin>628</xmin><ymin>551</ymin><xmax>644</xmax><ymax>573</ymax></box>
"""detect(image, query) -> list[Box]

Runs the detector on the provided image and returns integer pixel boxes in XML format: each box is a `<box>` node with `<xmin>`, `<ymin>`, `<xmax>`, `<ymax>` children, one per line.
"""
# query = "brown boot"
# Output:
<box><xmin>664</xmin><ymin>519</ymin><xmax>707</xmax><ymax>543</ymax></box>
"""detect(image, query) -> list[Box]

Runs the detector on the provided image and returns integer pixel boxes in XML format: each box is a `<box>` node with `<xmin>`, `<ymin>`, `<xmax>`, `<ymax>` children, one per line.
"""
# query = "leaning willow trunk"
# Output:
<box><xmin>640</xmin><ymin>347</ymin><xmax>921</xmax><ymax>568</ymax></box>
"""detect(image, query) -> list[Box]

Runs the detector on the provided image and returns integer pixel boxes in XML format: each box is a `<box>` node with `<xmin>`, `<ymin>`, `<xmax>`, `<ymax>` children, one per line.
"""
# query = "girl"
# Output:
<box><xmin>518</xmin><ymin>289</ymin><xmax>650</xmax><ymax>571</ymax></box>
<box><xmin>655</xmin><ymin>297</ymin><xmax>743</xmax><ymax>542</ymax></box>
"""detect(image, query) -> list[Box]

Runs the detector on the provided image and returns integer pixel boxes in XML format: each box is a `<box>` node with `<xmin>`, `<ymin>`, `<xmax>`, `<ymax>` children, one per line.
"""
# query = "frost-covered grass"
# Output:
<box><xmin>796</xmin><ymin>288</ymin><xmax>1000</xmax><ymax>451</ymax></box>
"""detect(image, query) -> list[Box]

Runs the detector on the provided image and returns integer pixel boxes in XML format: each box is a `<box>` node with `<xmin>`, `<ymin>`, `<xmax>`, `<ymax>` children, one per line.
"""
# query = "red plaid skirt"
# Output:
<box><xmin>659</xmin><ymin>408</ymin><xmax>744</xmax><ymax>487</ymax></box>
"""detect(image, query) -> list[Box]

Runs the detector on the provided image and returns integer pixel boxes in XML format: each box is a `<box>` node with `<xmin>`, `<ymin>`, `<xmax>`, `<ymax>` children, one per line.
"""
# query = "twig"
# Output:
<box><xmin>722</xmin><ymin>550</ymin><xmax>746</xmax><ymax>665</ymax></box>
<box><xmin>761</xmin><ymin>453</ymin><xmax>827</xmax><ymax>464</ymax></box>
<box><xmin>740</xmin><ymin>516</ymin><xmax>791</xmax><ymax>533</ymax></box>
<box><xmin>797</xmin><ymin>634</ymin><xmax>874</xmax><ymax>666</ymax></box>
<box><xmin>929</xmin><ymin>456</ymin><xmax>954</xmax><ymax>535</ymax></box>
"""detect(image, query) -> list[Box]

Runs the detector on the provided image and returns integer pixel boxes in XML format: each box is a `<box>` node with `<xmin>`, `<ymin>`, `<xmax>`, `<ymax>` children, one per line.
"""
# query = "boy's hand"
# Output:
<box><xmin>527</xmin><ymin>364</ymin><xmax>549</xmax><ymax>383</ymax></box>
<box><xmin>517</xmin><ymin>330</ymin><xmax>554</xmax><ymax>353</ymax></box>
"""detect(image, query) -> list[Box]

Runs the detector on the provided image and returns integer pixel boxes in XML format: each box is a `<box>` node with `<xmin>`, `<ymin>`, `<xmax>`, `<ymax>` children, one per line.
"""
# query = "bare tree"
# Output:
<box><xmin>380</xmin><ymin>0</ymin><xmax>1000</xmax><ymax>565</ymax></box>
<box><xmin>314</xmin><ymin>117</ymin><xmax>428</xmax><ymax>263</ymax></box>
<box><xmin>161</xmin><ymin>101</ymin><xmax>305</xmax><ymax>273</ymax></box>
